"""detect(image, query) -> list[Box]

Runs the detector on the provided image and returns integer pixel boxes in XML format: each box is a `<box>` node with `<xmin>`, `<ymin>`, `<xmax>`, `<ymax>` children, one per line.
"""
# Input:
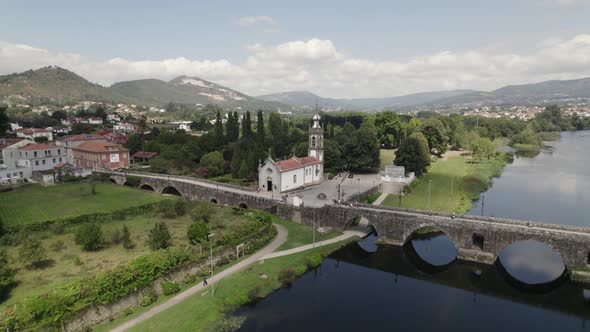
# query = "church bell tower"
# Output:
<box><xmin>308</xmin><ymin>113</ymin><xmax>324</xmax><ymax>161</ymax></box>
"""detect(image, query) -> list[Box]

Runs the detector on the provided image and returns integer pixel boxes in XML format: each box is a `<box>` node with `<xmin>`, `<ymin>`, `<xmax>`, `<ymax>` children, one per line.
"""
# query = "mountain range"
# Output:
<box><xmin>1</xmin><ymin>66</ymin><xmax>590</xmax><ymax>111</ymax></box>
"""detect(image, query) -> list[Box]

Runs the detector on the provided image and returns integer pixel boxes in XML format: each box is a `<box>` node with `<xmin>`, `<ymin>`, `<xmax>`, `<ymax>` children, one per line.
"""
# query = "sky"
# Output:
<box><xmin>1</xmin><ymin>0</ymin><xmax>590</xmax><ymax>98</ymax></box>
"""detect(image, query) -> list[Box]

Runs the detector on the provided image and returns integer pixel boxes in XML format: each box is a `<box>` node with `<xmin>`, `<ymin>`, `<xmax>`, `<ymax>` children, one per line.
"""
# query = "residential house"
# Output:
<box><xmin>113</xmin><ymin>123</ymin><xmax>135</xmax><ymax>133</ymax></box>
<box><xmin>71</xmin><ymin>141</ymin><xmax>130</xmax><ymax>170</ymax></box>
<box><xmin>56</xmin><ymin>134</ymin><xmax>108</xmax><ymax>164</ymax></box>
<box><xmin>16</xmin><ymin>128</ymin><xmax>53</xmax><ymax>141</ymax></box>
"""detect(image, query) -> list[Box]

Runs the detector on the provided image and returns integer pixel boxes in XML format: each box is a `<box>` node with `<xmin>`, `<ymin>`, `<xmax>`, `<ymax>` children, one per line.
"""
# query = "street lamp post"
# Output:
<box><xmin>208</xmin><ymin>233</ymin><xmax>215</xmax><ymax>297</ymax></box>
<box><xmin>427</xmin><ymin>180</ymin><xmax>432</xmax><ymax>210</ymax></box>
<box><xmin>481</xmin><ymin>195</ymin><xmax>485</xmax><ymax>216</ymax></box>
<box><xmin>399</xmin><ymin>188</ymin><xmax>402</xmax><ymax>207</ymax></box>
<box><xmin>312</xmin><ymin>207</ymin><xmax>316</xmax><ymax>248</ymax></box>
<box><xmin>357</xmin><ymin>178</ymin><xmax>360</xmax><ymax>203</ymax></box>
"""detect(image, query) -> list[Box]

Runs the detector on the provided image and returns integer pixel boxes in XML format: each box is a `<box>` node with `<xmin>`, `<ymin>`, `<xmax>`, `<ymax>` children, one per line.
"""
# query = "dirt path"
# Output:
<box><xmin>109</xmin><ymin>224</ymin><xmax>288</xmax><ymax>332</ymax></box>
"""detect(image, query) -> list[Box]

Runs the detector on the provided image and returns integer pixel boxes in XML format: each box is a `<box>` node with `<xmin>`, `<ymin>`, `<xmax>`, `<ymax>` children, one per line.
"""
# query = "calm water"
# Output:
<box><xmin>235</xmin><ymin>132</ymin><xmax>590</xmax><ymax>331</ymax></box>
<box><xmin>237</xmin><ymin>236</ymin><xmax>590</xmax><ymax>332</ymax></box>
<box><xmin>468</xmin><ymin>130</ymin><xmax>590</xmax><ymax>226</ymax></box>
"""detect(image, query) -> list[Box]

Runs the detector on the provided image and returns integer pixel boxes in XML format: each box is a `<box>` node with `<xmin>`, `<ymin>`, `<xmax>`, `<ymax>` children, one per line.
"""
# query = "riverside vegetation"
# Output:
<box><xmin>0</xmin><ymin>183</ymin><xmax>277</xmax><ymax>331</ymax></box>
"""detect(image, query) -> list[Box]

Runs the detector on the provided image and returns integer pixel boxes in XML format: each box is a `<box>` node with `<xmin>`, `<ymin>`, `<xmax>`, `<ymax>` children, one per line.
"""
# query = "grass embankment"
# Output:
<box><xmin>271</xmin><ymin>217</ymin><xmax>342</xmax><ymax>251</ymax></box>
<box><xmin>0</xmin><ymin>203</ymin><xmax>254</xmax><ymax>311</ymax></box>
<box><xmin>0</xmin><ymin>183</ymin><xmax>166</xmax><ymax>226</ymax></box>
<box><xmin>381</xmin><ymin>154</ymin><xmax>510</xmax><ymax>213</ymax></box>
<box><xmin>97</xmin><ymin>238</ymin><xmax>357</xmax><ymax>332</ymax></box>
<box><xmin>379</xmin><ymin>149</ymin><xmax>395</xmax><ymax>169</ymax></box>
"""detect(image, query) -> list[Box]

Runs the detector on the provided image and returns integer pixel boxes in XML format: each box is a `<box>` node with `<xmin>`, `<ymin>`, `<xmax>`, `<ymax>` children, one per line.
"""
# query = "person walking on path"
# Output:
<box><xmin>203</xmin><ymin>278</ymin><xmax>208</xmax><ymax>286</ymax></box>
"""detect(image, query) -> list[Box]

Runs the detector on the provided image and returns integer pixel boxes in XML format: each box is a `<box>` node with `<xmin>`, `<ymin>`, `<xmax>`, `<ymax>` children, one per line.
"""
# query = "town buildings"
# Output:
<box><xmin>15</xmin><ymin>128</ymin><xmax>53</xmax><ymax>141</ymax></box>
<box><xmin>71</xmin><ymin>141</ymin><xmax>130</xmax><ymax>170</ymax></box>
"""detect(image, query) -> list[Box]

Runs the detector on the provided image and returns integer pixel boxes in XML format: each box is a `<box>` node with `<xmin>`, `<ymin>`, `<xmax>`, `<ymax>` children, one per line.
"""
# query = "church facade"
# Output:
<box><xmin>258</xmin><ymin>113</ymin><xmax>324</xmax><ymax>193</ymax></box>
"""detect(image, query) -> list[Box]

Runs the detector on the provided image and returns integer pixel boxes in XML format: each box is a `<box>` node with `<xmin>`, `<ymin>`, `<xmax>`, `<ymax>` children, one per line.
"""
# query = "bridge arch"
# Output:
<box><xmin>495</xmin><ymin>239</ymin><xmax>567</xmax><ymax>287</ymax></box>
<box><xmin>210</xmin><ymin>198</ymin><xmax>218</xmax><ymax>204</ymax></box>
<box><xmin>403</xmin><ymin>225</ymin><xmax>458</xmax><ymax>270</ymax></box>
<box><xmin>162</xmin><ymin>186</ymin><xmax>182</xmax><ymax>197</ymax></box>
<box><xmin>123</xmin><ymin>181</ymin><xmax>132</xmax><ymax>187</ymax></box>
<box><xmin>109</xmin><ymin>178</ymin><xmax>117</xmax><ymax>184</ymax></box>
<box><xmin>239</xmin><ymin>202</ymin><xmax>248</xmax><ymax>209</ymax></box>
<box><xmin>139</xmin><ymin>184</ymin><xmax>155</xmax><ymax>191</ymax></box>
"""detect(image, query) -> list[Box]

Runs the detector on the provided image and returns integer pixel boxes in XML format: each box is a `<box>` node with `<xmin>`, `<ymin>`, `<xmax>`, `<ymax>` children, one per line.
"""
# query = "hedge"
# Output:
<box><xmin>1</xmin><ymin>211</ymin><xmax>277</xmax><ymax>331</ymax></box>
<box><xmin>2</xmin><ymin>200</ymin><xmax>174</xmax><ymax>234</ymax></box>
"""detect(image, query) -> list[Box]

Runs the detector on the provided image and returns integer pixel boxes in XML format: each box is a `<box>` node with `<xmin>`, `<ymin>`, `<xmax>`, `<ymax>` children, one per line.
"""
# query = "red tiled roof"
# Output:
<box><xmin>57</xmin><ymin>134</ymin><xmax>106</xmax><ymax>142</ymax></box>
<box><xmin>274</xmin><ymin>156</ymin><xmax>321</xmax><ymax>171</ymax></box>
<box><xmin>0</xmin><ymin>138</ymin><xmax>25</xmax><ymax>150</ymax></box>
<box><xmin>132</xmin><ymin>151</ymin><xmax>158</xmax><ymax>159</ymax></box>
<box><xmin>72</xmin><ymin>141</ymin><xmax>128</xmax><ymax>153</ymax></box>
<box><xmin>19</xmin><ymin>143</ymin><xmax>57</xmax><ymax>151</ymax></box>
<box><xmin>54</xmin><ymin>162</ymin><xmax>67</xmax><ymax>168</ymax></box>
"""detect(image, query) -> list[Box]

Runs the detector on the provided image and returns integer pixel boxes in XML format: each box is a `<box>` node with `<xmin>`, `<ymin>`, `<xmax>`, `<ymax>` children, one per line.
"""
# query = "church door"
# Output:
<box><xmin>267</xmin><ymin>179</ymin><xmax>273</xmax><ymax>192</ymax></box>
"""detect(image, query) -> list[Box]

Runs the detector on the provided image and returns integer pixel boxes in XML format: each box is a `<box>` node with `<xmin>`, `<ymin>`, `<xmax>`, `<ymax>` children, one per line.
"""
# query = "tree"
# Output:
<box><xmin>471</xmin><ymin>137</ymin><xmax>496</xmax><ymax>162</ymax></box>
<box><xmin>215</xmin><ymin>110</ymin><xmax>225</xmax><ymax>146</ymax></box>
<box><xmin>226</xmin><ymin>112</ymin><xmax>240</xmax><ymax>142</ymax></box>
<box><xmin>0</xmin><ymin>107</ymin><xmax>10</xmax><ymax>138</ymax></box>
<box><xmin>147</xmin><ymin>222</ymin><xmax>172</xmax><ymax>250</ymax></box>
<box><xmin>394</xmin><ymin>132</ymin><xmax>431</xmax><ymax>176</ymax></box>
<box><xmin>0</xmin><ymin>217</ymin><xmax>5</xmax><ymax>238</ymax></box>
<box><xmin>51</xmin><ymin>110</ymin><xmax>67</xmax><ymax>121</ymax></box>
<box><xmin>122</xmin><ymin>225</ymin><xmax>135</xmax><ymax>249</ymax></box>
<box><xmin>0</xmin><ymin>249</ymin><xmax>15</xmax><ymax>292</ymax></box>
<box><xmin>139</xmin><ymin>116</ymin><xmax>147</xmax><ymax>163</ymax></box>
<box><xmin>18</xmin><ymin>236</ymin><xmax>47</xmax><ymax>268</ymax></box>
<box><xmin>510</xmin><ymin>125</ymin><xmax>541</xmax><ymax>147</ymax></box>
<box><xmin>421</xmin><ymin>119</ymin><xmax>448</xmax><ymax>156</ymax></box>
<box><xmin>200</xmin><ymin>151</ymin><xmax>224</xmax><ymax>177</ymax></box>
<box><xmin>75</xmin><ymin>223</ymin><xmax>105</xmax><ymax>251</ymax></box>
<box><xmin>256</xmin><ymin>110</ymin><xmax>265</xmax><ymax>145</ymax></box>
<box><xmin>375</xmin><ymin>111</ymin><xmax>404</xmax><ymax>148</ymax></box>
<box><xmin>187</xmin><ymin>220</ymin><xmax>210</xmax><ymax>244</ymax></box>
<box><xmin>342</xmin><ymin>121</ymin><xmax>380</xmax><ymax>171</ymax></box>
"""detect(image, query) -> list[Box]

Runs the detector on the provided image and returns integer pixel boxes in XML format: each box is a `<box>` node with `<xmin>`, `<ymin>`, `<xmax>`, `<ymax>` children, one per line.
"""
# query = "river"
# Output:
<box><xmin>236</xmin><ymin>131</ymin><xmax>590</xmax><ymax>331</ymax></box>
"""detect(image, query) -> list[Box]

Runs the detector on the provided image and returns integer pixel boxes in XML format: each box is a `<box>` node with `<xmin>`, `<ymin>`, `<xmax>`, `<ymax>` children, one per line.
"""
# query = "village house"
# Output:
<box><xmin>71</xmin><ymin>141</ymin><xmax>130</xmax><ymax>170</ymax></box>
<box><xmin>258</xmin><ymin>113</ymin><xmax>324</xmax><ymax>193</ymax></box>
<box><xmin>113</xmin><ymin>123</ymin><xmax>135</xmax><ymax>134</ymax></box>
<box><xmin>16</xmin><ymin>128</ymin><xmax>53</xmax><ymax>141</ymax></box>
<box><xmin>56</xmin><ymin>134</ymin><xmax>108</xmax><ymax>164</ymax></box>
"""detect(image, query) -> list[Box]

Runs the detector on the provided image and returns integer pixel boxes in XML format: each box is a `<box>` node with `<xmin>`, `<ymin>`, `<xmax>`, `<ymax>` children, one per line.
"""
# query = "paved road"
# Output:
<box><xmin>109</xmin><ymin>224</ymin><xmax>288</xmax><ymax>332</ymax></box>
<box><xmin>259</xmin><ymin>229</ymin><xmax>368</xmax><ymax>261</ymax></box>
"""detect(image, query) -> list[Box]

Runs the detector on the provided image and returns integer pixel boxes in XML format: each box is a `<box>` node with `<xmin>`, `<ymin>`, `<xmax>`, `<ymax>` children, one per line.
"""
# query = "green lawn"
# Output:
<box><xmin>97</xmin><ymin>239</ymin><xmax>357</xmax><ymax>332</ymax></box>
<box><xmin>272</xmin><ymin>217</ymin><xmax>342</xmax><ymax>251</ymax></box>
<box><xmin>380</xmin><ymin>149</ymin><xmax>395</xmax><ymax>169</ymax></box>
<box><xmin>0</xmin><ymin>182</ymin><xmax>167</xmax><ymax>225</ymax></box>
<box><xmin>381</xmin><ymin>154</ymin><xmax>508</xmax><ymax>213</ymax></box>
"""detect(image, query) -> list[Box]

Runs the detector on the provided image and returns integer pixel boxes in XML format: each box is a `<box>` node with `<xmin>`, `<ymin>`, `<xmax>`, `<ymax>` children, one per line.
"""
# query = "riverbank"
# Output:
<box><xmin>380</xmin><ymin>153</ymin><xmax>510</xmax><ymax>213</ymax></box>
<box><xmin>96</xmin><ymin>237</ymin><xmax>358</xmax><ymax>332</ymax></box>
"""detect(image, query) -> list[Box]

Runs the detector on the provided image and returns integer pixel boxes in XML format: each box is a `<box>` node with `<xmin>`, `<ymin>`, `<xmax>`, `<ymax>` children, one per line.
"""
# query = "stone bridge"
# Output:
<box><xmin>106</xmin><ymin>171</ymin><xmax>590</xmax><ymax>270</ymax></box>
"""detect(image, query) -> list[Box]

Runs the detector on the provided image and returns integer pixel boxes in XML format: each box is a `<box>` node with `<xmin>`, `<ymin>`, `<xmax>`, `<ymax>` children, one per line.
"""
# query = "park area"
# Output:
<box><xmin>381</xmin><ymin>153</ymin><xmax>510</xmax><ymax>213</ymax></box>
<box><xmin>0</xmin><ymin>182</ymin><xmax>167</xmax><ymax>226</ymax></box>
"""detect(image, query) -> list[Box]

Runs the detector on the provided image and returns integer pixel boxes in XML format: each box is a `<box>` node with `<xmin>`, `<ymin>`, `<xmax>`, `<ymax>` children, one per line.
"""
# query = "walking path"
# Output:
<box><xmin>372</xmin><ymin>192</ymin><xmax>389</xmax><ymax>206</ymax></box>
<box><xmin>258</xmin><ymin>229</ymin><xmax>368</xmax><ymax>261</ymax></box>
<box><xmin>110</xmin><ymin>224</ymin><xmax>288</xmax><ymax>332</ymax></box>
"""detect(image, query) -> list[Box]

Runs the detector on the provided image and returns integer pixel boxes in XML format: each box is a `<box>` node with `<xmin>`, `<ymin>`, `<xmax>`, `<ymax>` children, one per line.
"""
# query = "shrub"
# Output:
<box><xmin>187</xmin><ymin>220</ymin><xmax>210</xmax><ymax>244</ymax></box>
<box><xmin>277</xmin><ymin>268</ymin><xmax>297</xmax><ymax>286</ymax></box>
<box><xmin>18</xmin><ymin>236</ymin><xmax>47</xmax><ymax>268</ymax></box>
<box><xmin>215</xmin><ymin>255</ymin><xmax>230</xmax><ymax>267</ymax></box>
<box><xmin>139</xmin><ymin>289</ymin><xmax>158</xmax><ymax>306</ymax></box>
<box><xmin>147</xmin><ymin>222</ymin><xmax>172</xmax><ymax>250</ymax></box>
<box><xmin>247</xmin><ymin>285</ymin><xmax>264</xmax><ymax>302</ymax></box>
<box><xmin>222</xmin><ymin>291</ymin><xmax>249</xmax><ymax>312</ymax></box>
<box><xmin>49</xmin><ymin>220</ymin><xmax>66</xmax><ymax>234</ymax></box>
<box><xmin>49</xmin><ymin>240</ymin><xmax>66</xmax><ymax>252</ymax></box>
<box><xmin>183</xmin><ymin>273</ymin><xmax>197</xmax><ymax>284</ymax></box>
<box><xmin>108</xmin><ymin>229</ymin><xmax>122</xmax><ymax>245</ymax></box>
<box><xmin>121</xmin><ymin>225</ymin><xmax>134</xmax><ymax>250</ymax></box>
<box><xmin>0</xmin><ymin>249</ymin><xmax>15</xmax><ymax>292</ymax></box>
<box><xmin>173</xmin><ymin>200</ymin><xmax>186</xmax><ymax>217</ymax></box>
<box><xmin>159</xmin><ymin>200</ymin><xmax>186</xmax><ymax>219</ymax></box>
<box><xmin>204</xmin><ymin>315</ymin><xmax>246</xmax><ymax>332</ymax></box>
<box><xmin>75</xmin><ymin>223</ymin><xmax>105</xmax><ymax>251</ymax></box>
<box><xmin>189</xmin><ymin>202</ymin><xmax>214</xmax><ymax>223</ymax></box>
<box><xmin>161</xmin><ymin>280</ymin><xmax>180</xmax><ymax>295</ymax></box>
<box><xmin>125</xmin><ymin>175</ymin><xmax>141</xmax><ymax>188</ymax></box>
<box><xmin>304</xmin><ymin>254</ymin><xmax>323</xmax><ymax>269</ymax></box>
<box><xmin>72</xmin><ymin>255</ymin><xmax>83</xmax><ymax>265</ymax></box>
<box><xmin>121</xmin><ymin>307</ymin><xmax>134</xmax><ymax>317</ymax></box>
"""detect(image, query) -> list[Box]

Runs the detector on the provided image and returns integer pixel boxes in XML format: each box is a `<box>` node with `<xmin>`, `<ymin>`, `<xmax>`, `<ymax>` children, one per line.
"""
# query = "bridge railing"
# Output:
<box><xmin>98</xmin><ymin>169</ymin><xmax>256</xmax><ymax>193</ymax></box>
<box><xmin>350</xmin><ymin>203</ymin><xmax>590</xmax><ymax>234</ymax></box>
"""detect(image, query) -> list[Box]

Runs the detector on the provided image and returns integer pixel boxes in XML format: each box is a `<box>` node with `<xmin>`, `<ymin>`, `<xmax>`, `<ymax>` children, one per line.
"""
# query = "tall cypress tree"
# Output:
<box><xmin>214</xmin><ymin>110</ymin><xmax>225</xmax><ymax>146</ymax></box>
<box><xmin>257</xmin><ymin>110</ymin><xmax>265</xmax><ymax>145</ymax></box>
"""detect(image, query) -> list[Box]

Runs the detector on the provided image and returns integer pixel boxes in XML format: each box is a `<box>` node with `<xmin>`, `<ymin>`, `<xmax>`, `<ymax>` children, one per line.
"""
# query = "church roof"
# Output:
<box><xmin>274</xmin><ymin>156</ymin><xmax>321</xmax><ymax>172</ymax></box>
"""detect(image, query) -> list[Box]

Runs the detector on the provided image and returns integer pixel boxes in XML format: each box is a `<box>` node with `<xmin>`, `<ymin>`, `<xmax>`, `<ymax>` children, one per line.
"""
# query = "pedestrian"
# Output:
<box><xmin>203</xmin><ymin>277</ymin><xmax>208</xmax><ymax>286</ymax></box>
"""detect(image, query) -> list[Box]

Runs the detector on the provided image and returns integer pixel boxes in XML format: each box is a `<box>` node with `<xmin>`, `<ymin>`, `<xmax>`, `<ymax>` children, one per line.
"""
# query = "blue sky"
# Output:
<box><xmin>2</xmin><ymin>0</ymin><xmax>590</xmax><ymax>98</ymax></box>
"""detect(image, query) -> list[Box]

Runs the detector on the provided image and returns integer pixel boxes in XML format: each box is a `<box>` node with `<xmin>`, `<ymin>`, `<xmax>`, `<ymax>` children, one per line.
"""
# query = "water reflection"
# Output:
<box><xmin>469</xmin><ymin>131</ymin><xmax>590</xmax><ymax>227</ymax></box>
<box><xmin>237</xmin><ymin>238</ymin><xmax>590</xmax><ymax>332</ymax></box>
<box><xmin>407</xmin><ymin>231</ymin><xmax>457</xmax><ymax>267</ymax></box>
<box><xmin>498</xmin><ymin>240</ymin><xmax>566</xmax><ymax>285</ymax></box>
<box><xmin>356</xmin><ymin>232</ymin><xmax>378</xmax><ymax>253</ymax></box>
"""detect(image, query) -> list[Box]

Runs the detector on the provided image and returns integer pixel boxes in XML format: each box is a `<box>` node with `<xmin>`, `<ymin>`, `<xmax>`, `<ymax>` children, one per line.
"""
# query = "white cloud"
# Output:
<box><xmin>2</xmin><ymin>34</ymin><xmax>590</xmax><ymax>98</ymax></box>
<box><xmin>237</xmin><ymin>15</ymin><xmax>276</xmax><ymax>26</ymax></box>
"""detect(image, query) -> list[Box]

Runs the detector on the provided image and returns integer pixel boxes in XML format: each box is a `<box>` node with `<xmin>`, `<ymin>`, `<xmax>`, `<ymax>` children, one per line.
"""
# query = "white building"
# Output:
<box><xmin>0</xmin><ymin>140</ymin><xmax>66</xmax><ymax>183</ymax></box>
<box><xmin>16</xmin><ymin>128</ymin><xmax>53</xmax><ymax>141</ymax></box>
<box><xmin>113</xmin><ymin>123</ymin><xmax>135</xmax><ymax>133</ymax></box>
<box><xmin>258</xmin><ymin>113</ymin><xmax>324</xmax><ymax>193</ymax></box>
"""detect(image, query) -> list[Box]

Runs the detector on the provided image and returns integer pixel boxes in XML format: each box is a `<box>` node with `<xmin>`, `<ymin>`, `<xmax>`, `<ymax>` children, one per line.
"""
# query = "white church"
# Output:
<box><xmin>258</xmin><ymin>113</ymin><xmax>324</xmax><ymax>193</ymax></box>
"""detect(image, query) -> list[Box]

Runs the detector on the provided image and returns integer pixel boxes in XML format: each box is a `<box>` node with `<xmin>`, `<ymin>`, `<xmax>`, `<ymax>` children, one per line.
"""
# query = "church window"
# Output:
<box><xmin>293</xmin><ymin>174</ymin><xmax>297</xmax><ymax>183</ymax></box>
<box><xmin>311</xmin><ymin>136</ymin><xmax>316</xmax><ymax>147</ymax></box>
<box><xmin>266</xmin><ymin>168</ymin><xmax>273</xmax><ymax>174</ymax></box>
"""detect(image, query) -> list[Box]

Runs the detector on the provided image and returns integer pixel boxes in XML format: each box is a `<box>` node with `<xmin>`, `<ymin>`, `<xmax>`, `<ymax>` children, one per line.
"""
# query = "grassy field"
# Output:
<box><xmin>0</xmin><ymin>203</ymin><xmax>255</xmax><ymax>311</ymax></box>
<box><xmin>96</xmin><ymin>239</ymin><xmax>357</xmax><ymax>332</ymax></box>
<box><xmin>381</xmin><ymin>154</ymin><xmax>509</xmax><ymax>213</ymax></box>
<box><xmin>271</xmin><ymin>217</ymin><xmax>342</xmax><ymax>251</ymax></box>
<box><xmin>0</xmin><ymin>182</ymin><xmax>167</xmax><ymax>226</ymax></box>
<box><xmin>379</xmin><ymin>149</ymin><xmax>395</xmax><ymax>169</ymax></box>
